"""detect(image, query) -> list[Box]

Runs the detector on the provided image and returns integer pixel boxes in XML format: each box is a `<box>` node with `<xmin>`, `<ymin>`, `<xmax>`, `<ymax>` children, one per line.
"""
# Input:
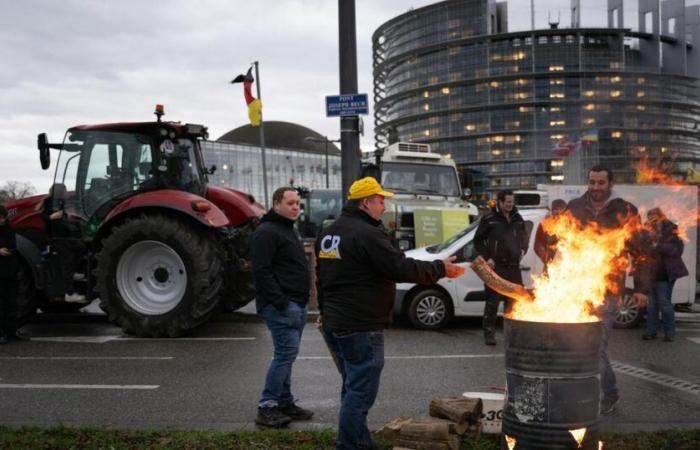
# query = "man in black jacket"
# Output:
<box><xmin>251</xmin><ymin>187</ymin><xmax>313</xmax><ymax>428</ymax></box>
<box><xmin>474</xmin><ymin>189</ymin><xmax>528</xmax><ymax>345</ymax></box>
<box><xmin>316</xmin><ymin>177</ymin><xmax>464</xmax><ymax>450</ymax></box>
<box><xmin>568</xmin><ymin>165</ymin><xmax>649</xmax><ymax>414</ymax></box>
<box><xmin>0</xmin><ymin>205</ymin><xmax>26</xmax><ymax>344</ymax></box>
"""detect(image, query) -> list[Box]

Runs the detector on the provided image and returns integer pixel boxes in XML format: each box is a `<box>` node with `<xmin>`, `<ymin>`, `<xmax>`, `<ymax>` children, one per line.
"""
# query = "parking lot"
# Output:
<box><xmin>1</xmin><ymin>305</ymin><xmax>699</xmax><ymax>433</ymax></box>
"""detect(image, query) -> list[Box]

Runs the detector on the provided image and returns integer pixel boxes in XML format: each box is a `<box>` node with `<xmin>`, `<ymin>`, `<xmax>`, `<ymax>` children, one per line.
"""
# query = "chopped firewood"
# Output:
<box><xmin>392</xmin><ymin>435</ymin><xmax>460</xmax><ymax>450</ymax></box>
<box><xmin>429</xmin><ymin>397</ymin><xmax>483</xmax><ymax>428</ymax></box>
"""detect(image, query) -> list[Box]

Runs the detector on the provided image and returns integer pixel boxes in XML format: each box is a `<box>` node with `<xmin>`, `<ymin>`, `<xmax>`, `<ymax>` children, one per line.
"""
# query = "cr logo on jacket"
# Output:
<box><xmin>319</xmin><ymin>235</ymin><xmax>342</xmax><ymax>259</ymax></box>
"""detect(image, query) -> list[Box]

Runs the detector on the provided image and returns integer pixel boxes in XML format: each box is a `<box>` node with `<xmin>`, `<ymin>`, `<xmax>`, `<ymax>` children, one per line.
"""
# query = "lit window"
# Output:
<box><xmin>638</xmin><ymin>77</ymin><xmax>646</xmax><ymax>84</ymax></box>
<box><xmin>549</xmin><ymin>65</ymin><xmax>565</xmax><ymax>72</ymax></box>
<box><xmin>583</xmin><ymin>90</ymin><xmax>595</xmax><ymax>97</ymax></box>
<box><xmin>550</xmin><ymin>107</ymin><xmax>561</xmax><ymax>112</ymax></box>
<box><xmin>611</xmin><ymin>76</ymin><xmax>622</xmax><ymax>83</ymax></box>
<box><xmin>610</xmin><ymin>90</ymin><xmax>621</xmax><ymax>97</ymax></box>
<box><xmin>519</xmin><ymin>106</ymin><xmax>532</xmax><ymax>113</ymax></box>
<box><xmin>493</xmin><ymin>135</ymin><xmax>504</xmax><ymax>142</ymax></box>
<box><xmin>584</xmin><ymin>103</ymin><xmax>595</xmax><ymax>111</ymax></box>
<box><xmin>465</xmin><ymin>124</ymin><xmax>476</xmax><ymax>131</ymax></box>
<box><xmin>441</xmin><ymin>87</ymin><xmax>450</xmax><ymax>94</ymax></box>
<box><xmin>551</xmin><ymin>134</ymin><xmax>564</xmax><ymax>140</ymax></box>
<box><xmin>551</xmin><ymin>174</ymin><xmax>565</xmax><ymax>181</ymax></box>
<box><xmin>584</xmin><ymin>118</ymin><xmax>595</xmax><ymax>125</ymax></box>
<box><xmin>637</xmin><ymin>91</ymin><xmax>645</xmax><ymax>98</ymax></box>
<box><xmin>423</xmin><ymin>104</ymin><xmax>430</xmax><ymax>111</ymax></box>
<box><xmin>424</xmin><ymin>130</ymin><xmax>430</xmax><ymax>137</ymax></box>
<box><xmin>610</xmin><ymin>62</ymin><xmax>623</xmax><ymax>69</ymax></box>
<box><xmin>490</xmin><ymin>81</ymin><xmax>500</xmax><ymax>88</ymax></box>
<box><xmin>661</xmin><ymin>146</ymin><xmax>668</xmax><ymax>152</ymax></box>
<box><xmin>515</xmin><ymin>78</ymin><xmax>528</xmax><ymax>85</ymax></box>
<box><xmin>611</xmin><ymin>131</ymin><xmax>622</xmax><ymax>139</ymax></box>
<box><xmin>550</xmin><ymin>79</ymin><xmax>565</xmax><ymax>85</ymax></box>
<box><xmin>549</xmin><ymin>120</ymin><xmax>566</xmax><ymax>126</ymax></box>
<box><xmin>549</xmin><ymin>93</ymin><xmax>565</xmax><ymax>98</ymax></box>
<box><xmin>492</xmin><ymin>149</ymin><xmax>503</xmax><ymax>156</ymax></box>
<box><xmin>551</xmin><ymin>159</ymin><xmax>564</xmax><ymax>167</ymax></box>
<box><xmin>423</xmin><ymin>91</ymin><xmax>429</xmax><ymax>98</ymax></box>
<box><xmin>514</xmin><ymin>92</ymin><xmax>528</xmax><ymax>99</ymax></box>
<box><xmin>491</xmin><ymin>53</ymin><xmax>502</xmax><ymax>61</ymax></box>
<box><xmin>637</xmin><ymin>105</ymin><xmax>646</xmax><ymax>111</ymax></box>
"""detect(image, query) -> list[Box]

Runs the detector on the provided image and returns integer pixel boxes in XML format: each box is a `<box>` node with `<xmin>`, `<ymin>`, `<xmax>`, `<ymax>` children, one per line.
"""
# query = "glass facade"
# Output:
<box><xmin>373</xmin><ymin>0</ymin><xmax>700</xmax><ymax>204</ymax></box>
<box><xmin>201</xmin><ymin>141</ymin><xmax>341</xmax><ymax>205</ymax></box>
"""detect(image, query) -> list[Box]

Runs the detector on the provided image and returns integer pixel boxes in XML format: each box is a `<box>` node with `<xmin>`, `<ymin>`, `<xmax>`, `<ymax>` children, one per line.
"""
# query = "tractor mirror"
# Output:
<box><xmin>37</xmin><ymin>133</ymin><xmax>51</xmax><ymax>170</ymax></box>
<box><xmin>208</xmin><ymin>165</ymin><xmax>217</xmax><ymax>175</ymax></box>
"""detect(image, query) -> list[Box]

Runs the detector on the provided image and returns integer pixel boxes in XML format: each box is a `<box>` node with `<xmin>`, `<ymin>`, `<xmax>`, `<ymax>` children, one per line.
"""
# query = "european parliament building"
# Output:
<box><xmin>372</xmin><ymin>0</ymin><xmax>700</xmax><ymax>203</ymax></box>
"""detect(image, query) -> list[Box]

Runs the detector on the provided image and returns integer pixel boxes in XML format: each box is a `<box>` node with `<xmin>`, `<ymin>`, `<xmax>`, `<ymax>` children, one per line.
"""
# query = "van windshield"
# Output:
<box><xmin>425</xmin><ymin>220</ymin><xmax>480</xmax><ymax>253</ymax></box>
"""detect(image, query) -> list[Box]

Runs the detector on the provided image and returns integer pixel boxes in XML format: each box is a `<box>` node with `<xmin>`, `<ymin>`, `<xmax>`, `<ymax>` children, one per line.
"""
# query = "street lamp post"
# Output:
<box><xmin>305</xmin><ymin>136</ymin><xmax>340</xmax><ymax>188</ymax></box>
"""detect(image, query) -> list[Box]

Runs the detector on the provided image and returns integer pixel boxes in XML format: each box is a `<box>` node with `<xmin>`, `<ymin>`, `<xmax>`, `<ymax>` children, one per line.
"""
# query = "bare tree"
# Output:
<box><xmin>0</xmin><ymin>181</ymin><xmax>37</xmax><ymax>203</ymax></box>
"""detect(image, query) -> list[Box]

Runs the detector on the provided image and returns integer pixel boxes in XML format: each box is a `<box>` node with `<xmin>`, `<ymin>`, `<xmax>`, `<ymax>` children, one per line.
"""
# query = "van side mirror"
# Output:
<box><xmin>38</xmin><ymin>133</ymin><xmax>51</xmax><ymax>170</ymax></box>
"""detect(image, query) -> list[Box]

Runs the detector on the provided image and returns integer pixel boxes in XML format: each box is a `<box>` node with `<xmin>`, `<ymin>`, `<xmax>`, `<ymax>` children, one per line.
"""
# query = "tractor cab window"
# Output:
<box><xmin>157</xmin><ymin>138</ymin><xmax>204</xmax><ymax>194</ymax></box>
<box><xmin>381</xmin><ymin>162</ymin><xmax>461</xmax><ymax>197</ymax></box>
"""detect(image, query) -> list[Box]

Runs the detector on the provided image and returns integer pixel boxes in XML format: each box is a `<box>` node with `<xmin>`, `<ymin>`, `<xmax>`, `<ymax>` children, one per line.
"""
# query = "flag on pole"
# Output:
<box><xmin>231</xmin><ymin>67</ymin><xmax>263</xmax><ymax>126</ymax></box>
<box><xmin>581</xmin><ymin>129</ymin><xmax>599</xmax><ymax>145</ymax></box>
<box><xmin>551</xmin><ymin>133</ymin><xmax>580</xmax><ymax>157</ymax></box>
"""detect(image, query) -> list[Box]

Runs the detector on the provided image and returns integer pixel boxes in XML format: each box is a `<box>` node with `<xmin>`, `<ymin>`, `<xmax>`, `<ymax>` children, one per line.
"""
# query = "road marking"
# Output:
<box><xmin>299</xmin><ymin>354</ymin><xmax>502</xmax><ymax>360</ymax></box>
<box><xmin>611</xmin><ymin>361</ymin><xmax>700</xmax><ymax>396</ymax></box>
<box><xmin>0</xmin><ymin>384</ymin><xmax>159</xmax><ymax>390</ymax></box>
<box><xmin>0</xmin><ymin>357</ymin><xmax>173</xmax><ymax>361</ymax></box>
<box><xmin>31</xmin><ymin>336</ymin><xmax>255</xmax><ymax>343</ymax></box>
<box><xmin>687</xmin><ymin>337</ymin><xmax>700</xmax><ymax>345</ymax></box>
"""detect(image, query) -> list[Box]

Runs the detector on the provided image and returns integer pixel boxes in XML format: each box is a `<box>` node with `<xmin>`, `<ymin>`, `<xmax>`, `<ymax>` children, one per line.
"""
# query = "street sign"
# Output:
<box><xmin>326</xmin><ymin>94</ymin><xmax>369</xmax><ymax>117</ymax></box>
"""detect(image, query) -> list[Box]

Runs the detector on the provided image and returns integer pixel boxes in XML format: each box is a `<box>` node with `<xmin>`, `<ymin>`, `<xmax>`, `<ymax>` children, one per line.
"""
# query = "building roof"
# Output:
<box><xmin>217</xmin><ymin>121</ymin><xmax>340</xmax><ymax>156</ymax></box>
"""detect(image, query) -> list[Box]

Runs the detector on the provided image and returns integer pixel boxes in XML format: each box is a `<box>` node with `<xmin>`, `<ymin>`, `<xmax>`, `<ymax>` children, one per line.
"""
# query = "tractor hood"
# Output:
<box><xmin>206</xmin><ymin>186</ymin><xmax>265</xmax><ymax>227</ymax></box>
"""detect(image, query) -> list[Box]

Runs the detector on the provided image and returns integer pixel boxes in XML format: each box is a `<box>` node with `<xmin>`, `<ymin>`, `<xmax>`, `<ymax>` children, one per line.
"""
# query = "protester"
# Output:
<box><xmin>0</xmin><ymin>205</ymin><xmax>28</xmax><ymax>343</ymax></box>
<box><xmin>251</xmin><ymin>187</ymin><xmax>313</xmax><ymax>428</ymax></box>
<box><xmin>642</xmin><ymin>207</ymin><xmax>688</xmax><ymax>342</ymax></box>
<box><xmin>316</xmin><ymin>177</ymin><xmax>464</xmax><ymax>450</ymax></box>
<box><xmin>567</xmin><ymin>165</ymin><xmax>649</xmax><ymax>414</ymax></box>
<box><xmin>474</xmin><ymin>189</ymin><xmax>528</xmax><ymax>346</ymax></box>
<box><xmin>534</xmin><ymin>199</ymin><xmax>567</xmax><ymax>268</ymax></box>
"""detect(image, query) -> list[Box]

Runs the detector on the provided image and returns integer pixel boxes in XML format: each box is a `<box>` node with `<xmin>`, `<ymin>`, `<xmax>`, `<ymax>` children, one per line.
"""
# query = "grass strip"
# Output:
<box><xmin>0</xmin><ymin>426</ymin><xmax>698</xmax><ymax>449</ymax></box>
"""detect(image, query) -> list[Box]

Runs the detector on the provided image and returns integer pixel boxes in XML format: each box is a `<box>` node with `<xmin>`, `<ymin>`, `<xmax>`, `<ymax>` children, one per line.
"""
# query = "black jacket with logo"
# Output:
<box><xmin>250</xmin><ymin>210</ymin><xmax>310</xmax><ymax>313</ymax></box>
<box><xmin>474</xmin><ymin>206</ymin><xmax>528</xmax><ymax>268</ymax></box>
<box><xmin>315</xmin><ymin>205</ymin><xmax>446</xmax><ymax>332</ymax></box>
<box><xmin>0</xmin><ymin>223</ymin><xmax>18</xmax><ymax>279</ymax></box>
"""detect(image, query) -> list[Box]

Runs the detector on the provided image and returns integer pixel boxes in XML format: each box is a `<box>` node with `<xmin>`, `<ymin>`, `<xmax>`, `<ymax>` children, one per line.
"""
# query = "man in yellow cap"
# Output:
<box><xmin>316</xmin><ymin>177</ymin><xmax>464</xmax><ymax>450</ymax></box>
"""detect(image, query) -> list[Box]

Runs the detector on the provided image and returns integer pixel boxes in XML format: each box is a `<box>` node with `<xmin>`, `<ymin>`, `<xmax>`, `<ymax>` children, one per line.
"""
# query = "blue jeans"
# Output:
<box><xmin>258</xmin><ymin>302</ymin><xmax>307</xmax><ymax>408</ymax></box>
<box><xmin>323</xmin><ymin>329</ymin><xmax>385</xmax><ymax>450</ymax></box>
<box><xmin>645</xmin><ymin>280</ymin><xmax>676</xmax><ymax>338</ymax></box>
<box><xmin>600</xmin><ymin>296</ymin><xmax>618</xmax><ymax>400</ymax></box>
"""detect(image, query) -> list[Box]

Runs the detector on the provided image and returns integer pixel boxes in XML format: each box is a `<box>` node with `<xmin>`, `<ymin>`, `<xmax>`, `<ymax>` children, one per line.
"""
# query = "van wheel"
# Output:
<box><xmin>408</xmin><ymin>289</ymin><xmax>453</xmax><ymax>330</ymax></box>
<box><xmin>614</xmin><ymin>289</ymin><xmax>644</xmax><ymax>329</ymax></box>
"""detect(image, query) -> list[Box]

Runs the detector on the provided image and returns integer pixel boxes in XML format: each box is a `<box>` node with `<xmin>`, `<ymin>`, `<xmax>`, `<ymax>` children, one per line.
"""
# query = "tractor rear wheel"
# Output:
<box><xmin>96</xmin><ymin>214</ymin><xmax>223</xmax><ymax>337</ymax></box>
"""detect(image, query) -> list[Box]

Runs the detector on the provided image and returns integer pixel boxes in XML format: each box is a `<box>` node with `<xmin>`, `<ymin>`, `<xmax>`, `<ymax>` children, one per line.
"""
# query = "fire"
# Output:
<box><xmin>635</xmin><ymin>155</ymin><xmax>682</xmax><ymax>186</ymax></box>
<box><xmin>505</xmin><ymin>434</ymin><xmax>517</xmax><ymax>450</ymax></box>
<box><xmin>569</xmin><ymin>427</ymin><xmax>587</xmax><ymax>447</ymax></box>
<box><xmin>599</xmin><ymin>441</ymin><xmax>604</xmax><ymax>450</ymax></box>
<box><xmin>508</xmin><ymin>212</ymin><xmax>638</xmax><ymax>323</ymax></box>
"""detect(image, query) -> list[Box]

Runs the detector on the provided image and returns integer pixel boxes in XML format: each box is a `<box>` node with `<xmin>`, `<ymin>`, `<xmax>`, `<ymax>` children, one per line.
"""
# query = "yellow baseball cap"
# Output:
<box><xmin>347</xmin><ymin>177</ymin><xmax>395</xmax><ymax>200</ymax></box>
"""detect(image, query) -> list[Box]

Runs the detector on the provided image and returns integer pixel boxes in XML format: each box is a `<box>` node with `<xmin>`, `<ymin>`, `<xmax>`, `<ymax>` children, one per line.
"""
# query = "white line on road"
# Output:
<box><xmin>687</xmin><ymin>337</ymin><xmax>700</xmax><ymax>345</ymax></box>
<box><xmin>299</xmin><ymin>354</ymin><xmax>502</xmax><ymax>360</ymax></box>
<box><xmin>0</xmin><ymin>357</ymin><xmax>173</xmax><ymax>361</ymax></box>
<box><xmin>0</xmin><ymin>384</ymin><xmax>159</xmax><ymax>390</ymax></box>
<box><xmin>611</xmin><ymin>361</ymin><xmax>700</xmax><ymax>396</ymax></box>
<box><xmin>31</xmin><ymin>336</ymin><xmax>256</xmax><ymax>343</ymax></box>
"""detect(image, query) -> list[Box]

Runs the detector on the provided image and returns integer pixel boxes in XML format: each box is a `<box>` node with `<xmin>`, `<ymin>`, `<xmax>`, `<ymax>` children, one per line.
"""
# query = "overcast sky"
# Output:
<box><xmin>2</xmin><ymin>0</ymin><xmax>698</xmax><ymax>193</ymax></box>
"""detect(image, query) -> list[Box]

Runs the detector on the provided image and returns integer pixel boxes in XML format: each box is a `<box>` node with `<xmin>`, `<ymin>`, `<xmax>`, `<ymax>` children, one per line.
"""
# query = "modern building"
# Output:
<box><xmin>373</xmin><ymin>0</ymin><xmax>700</xmax><ymax>203</ymax></box>
<box><xmin>201</xmin><ymin>121</ymin><xmax>341</xmax><ymax>205</ymax></box>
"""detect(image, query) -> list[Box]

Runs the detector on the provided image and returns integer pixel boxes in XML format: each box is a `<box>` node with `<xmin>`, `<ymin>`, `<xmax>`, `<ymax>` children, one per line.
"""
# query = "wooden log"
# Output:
<box><xmin>399</xmin><ymin>417</ymin><xmax>458</xmax><ymax>441</ymax></box>
<box><xmin>393</xmin><ymin>435</ymin><xmax>461</xmax><ymax>450</ymax></box>
<box><xmin>470</xmin><ymin>256</ymin><xmax>532</xmax><ymax>302</ymax></box>
<box><xmin>375</xmin><ymin>416</ymin><xmax>412</xmax><ymax>440</ymax></box>
<box><xmin>429</xmin><ymin>397</ymin><xmax>483</xmax><ymax>427</ymax></box>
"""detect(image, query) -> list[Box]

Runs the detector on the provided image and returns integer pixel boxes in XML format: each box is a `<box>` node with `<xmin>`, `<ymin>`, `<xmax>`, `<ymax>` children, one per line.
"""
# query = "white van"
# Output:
<box><xmin>395</xmin><ymin>195</ymin><xmax>696</xmax><ymax>330</ymax></box>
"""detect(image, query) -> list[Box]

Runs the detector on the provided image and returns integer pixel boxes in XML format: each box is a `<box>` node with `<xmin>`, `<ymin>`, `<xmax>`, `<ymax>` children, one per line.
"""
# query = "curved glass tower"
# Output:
<box><xmin>373</xmin><ymin>0</ymin><xmax>700</xmax><ymax>203</ymax></box>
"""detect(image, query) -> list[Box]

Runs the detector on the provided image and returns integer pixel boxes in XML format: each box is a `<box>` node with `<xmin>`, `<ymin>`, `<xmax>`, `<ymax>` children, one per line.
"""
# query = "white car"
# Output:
<box><xmin>394</xmin><ymin>208</ymin><xmax>660</xmax><ymax>330</ymax></box>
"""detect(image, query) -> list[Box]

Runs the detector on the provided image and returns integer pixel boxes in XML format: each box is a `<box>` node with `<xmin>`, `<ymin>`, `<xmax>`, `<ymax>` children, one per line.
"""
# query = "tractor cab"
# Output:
<box><xmin>41</xmin><ymin>117</ymin><xmax>210</xmax><ymax>228</ymax></box>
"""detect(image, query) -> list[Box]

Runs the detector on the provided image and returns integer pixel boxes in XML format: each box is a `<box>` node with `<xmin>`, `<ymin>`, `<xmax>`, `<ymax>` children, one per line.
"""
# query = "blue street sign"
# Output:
<box><xmin>325</xmin><ymin>94</ymin><xmax>369</xmax><ymax>117</ymax></box>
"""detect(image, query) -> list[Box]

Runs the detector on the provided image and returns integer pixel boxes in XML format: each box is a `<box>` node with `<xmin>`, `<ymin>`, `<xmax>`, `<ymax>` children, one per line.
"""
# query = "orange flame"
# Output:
<box><xmin>569</xmin><ymin>427</ymin><xmax>587</xmax><ymax>447</ymax></box>
<box><xmin>505</xmin><ymin>434</ymin><xmax>517</xmax><ymax>450</ymax></box>
<box><xmin>509</xmin><ymin>212</ymin><xmax>638</xmax><ymax>323</ymax></box>
<box><xmin>599</xmin><ymin>441</ymin><xmax>604</xmax><ymax>450</ymax></box>
<box><xmin>635</xmin><ymin>155</ymin><xmax>682</xmax><ymax>186</ymax></box>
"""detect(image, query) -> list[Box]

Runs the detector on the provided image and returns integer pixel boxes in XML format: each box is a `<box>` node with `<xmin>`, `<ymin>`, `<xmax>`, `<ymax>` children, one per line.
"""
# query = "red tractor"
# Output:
<box><xmin>5</xmin><ymin>106</ymin><xmax>264</xmax><ymax>336</ymax></box>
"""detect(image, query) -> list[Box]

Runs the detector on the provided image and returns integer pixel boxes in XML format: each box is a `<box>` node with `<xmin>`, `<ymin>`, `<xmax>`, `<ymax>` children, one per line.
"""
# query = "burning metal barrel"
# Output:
<box><xmin>502</xmin><ymin>319</ymin><xmax>602</xmax><ymax>450</ymax></box>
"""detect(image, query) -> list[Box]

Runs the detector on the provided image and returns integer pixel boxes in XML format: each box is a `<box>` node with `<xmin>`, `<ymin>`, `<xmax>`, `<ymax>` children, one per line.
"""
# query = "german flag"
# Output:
<box><xmin>231</xmin><ymin>68</ymin><xmax>262</xmax><ymax>126</ymax></box>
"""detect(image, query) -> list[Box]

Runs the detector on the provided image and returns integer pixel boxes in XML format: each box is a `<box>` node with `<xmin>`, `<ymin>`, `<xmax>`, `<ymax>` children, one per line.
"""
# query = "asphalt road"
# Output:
<box><xmin>1</xmin><ymin>305</ymin><xmax>699</xmax><ymax>433</ymax></box>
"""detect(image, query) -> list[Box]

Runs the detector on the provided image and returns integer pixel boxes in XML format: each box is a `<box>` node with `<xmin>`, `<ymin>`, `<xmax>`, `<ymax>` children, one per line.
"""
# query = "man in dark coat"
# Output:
<box><xmin>642</xmin><ymin>207</ymin><xmax>688</xmax><ymax>342</ymax></box>
<box><xmin>567</xmin><ymin>165</ymin><xmax>650</xmax><ymax>414</ymax></box>
<box><xmin>251</xmin><ymin>187</ymin><xmax>313</xmax><ymax>428</ymax></box>
<box><xmin>474</xmin><ymin>189</ymin><xmax>529</xmax><ymax>345</ymax></box>
<box><xmin>0</xmin><ymin>205</ymin><xmax>27</xmax><ymax>343</ymax></box>
<box><xmin>316</xmin><ymin>177</ymin><xmax>464</xmax><ymax>450</ymax></box>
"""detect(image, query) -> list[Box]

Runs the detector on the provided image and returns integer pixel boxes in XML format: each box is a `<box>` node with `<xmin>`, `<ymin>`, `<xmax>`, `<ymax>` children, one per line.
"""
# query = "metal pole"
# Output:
<box><xmin>253</xmin><ymin>61</ymin><xmax>269</xmax><ymax>208</ymax></box>
<box><xmin>338</xmin><ymin>0</ymin><xmax>361</xmax><ymax>200</ymax></box>
<box><xmin>324</xmin><ymin>137</ymin><xmax>330</xmax><ymax>188</ymax></box>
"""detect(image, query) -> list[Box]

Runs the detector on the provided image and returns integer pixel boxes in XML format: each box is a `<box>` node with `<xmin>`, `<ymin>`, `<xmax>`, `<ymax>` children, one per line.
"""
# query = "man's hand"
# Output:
<box><xmin>486</xmin><ymin>258</ymin><xmax>495</xmax><ymax>269</ymax></box>
<box><xmin>49</xmin><ymin>210</ymin><xmax>64</xmax><ymax>220</ymax></box>
<box><xmin>0</xmin><ymin>248</ymin><xmax>11</xmax><ymax>256</ymax></box>
<box><xmin>443</xmin><ymin>255</ymin><xmax>465</xmax><ymax>278</ymax></box>
<box><xmin>632</xmin><ymin>292</ymin><xmax>648</xmax><ymax>307</ymax></box>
